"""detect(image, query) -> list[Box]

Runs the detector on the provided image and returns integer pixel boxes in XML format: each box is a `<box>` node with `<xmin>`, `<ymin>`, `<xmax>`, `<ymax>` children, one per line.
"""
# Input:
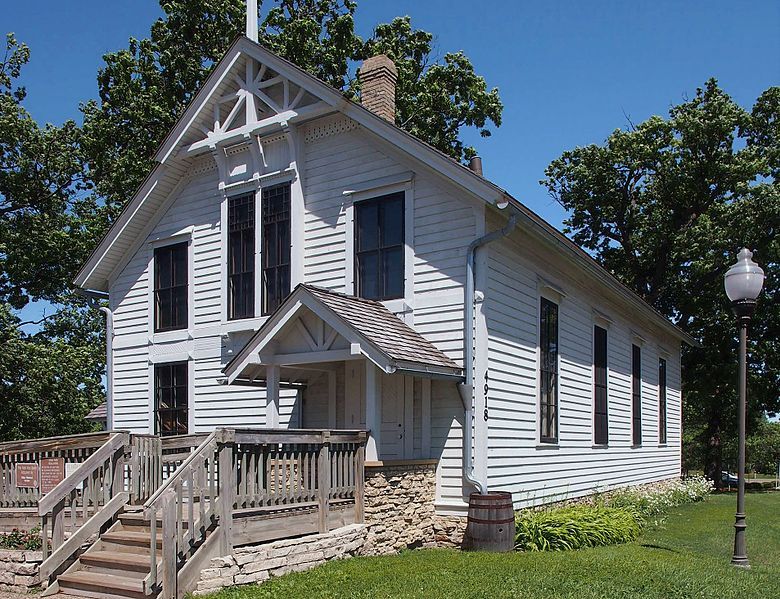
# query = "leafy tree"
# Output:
<box><xmin>0</xmin><ymin>303</ymin><xmax>104</xmax><ymax>441</ymax></box>
<box><xmin>543</xmin><ymin>80</ymin><xmax>780</xmax><ymax>483</ymax></box>
<box><xmin>0</xmin><ymin>34</ymin><xmax>92</xmax><ymax>308</ymax></box>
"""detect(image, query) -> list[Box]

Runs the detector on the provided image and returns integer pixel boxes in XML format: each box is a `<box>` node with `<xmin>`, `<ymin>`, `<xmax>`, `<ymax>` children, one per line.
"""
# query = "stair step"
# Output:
<box><xmin>80</xmin><ymin>550</ymin><xmax>152</xmax><ymax>573</ymax></box>
<box><xmin>119</xmin><ymin>511</ymin><xmax>189</xmax><ymax>529</ymax></box>
<box><xmin>57</xmin><ymin>570</ymin><xmax>146</xmax><ymax>599</ymax></box>
<box><xmin>101</xmin><ymin>530</ymin><xmax>162</xmax><ymax>549</ymax></box>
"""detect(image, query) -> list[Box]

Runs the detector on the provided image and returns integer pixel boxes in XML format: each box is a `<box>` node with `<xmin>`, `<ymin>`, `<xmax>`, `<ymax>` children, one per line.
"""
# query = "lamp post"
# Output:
<box><xmin>723</xmin><ymin>248</ymin><xmax>765</xmax><ymax>568</ymax></box>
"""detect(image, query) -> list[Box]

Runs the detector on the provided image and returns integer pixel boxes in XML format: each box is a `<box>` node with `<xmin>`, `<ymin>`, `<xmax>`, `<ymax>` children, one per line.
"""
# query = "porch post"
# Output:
<box><xmin>365</xmin><ymin>361</ymin><xmax>381</xmax><ymax>461</ymax></box>
<box><xmin>266</xmin><ymin>364</ymin><xmax>280</xmax><ymax>428</ymax></box>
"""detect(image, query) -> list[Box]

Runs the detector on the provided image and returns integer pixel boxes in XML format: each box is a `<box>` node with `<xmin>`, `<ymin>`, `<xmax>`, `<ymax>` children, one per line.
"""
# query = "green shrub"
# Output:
<box><xmin>0</xmin><ymin>526</ymin><xmax>42</xmax><ymax>551</ymax></box>
<box><xmin>604</xmin><ymin>476</ymin><xmax>714</xmax><ymax>521</ymax></box>
<box><xmin>514</xmin><ymin>506</ymin><xmax>641</xmax><ymax>552</ymax></box>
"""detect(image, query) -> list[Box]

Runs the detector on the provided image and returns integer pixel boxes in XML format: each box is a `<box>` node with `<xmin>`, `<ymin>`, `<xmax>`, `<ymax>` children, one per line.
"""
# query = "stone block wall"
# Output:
<box><xmin>361</xmin><ymin>461</ymin><xmax>437</xmax><ymax>555</ymax></box>
<box><xmin>0</xmin><ymin>550</ymin><xmax>41</xmax><ymax>593</ymax></box>
<box><xmin>194</xmin><ymin>524</ymin><xmax>365</xmax><ymax>596</ymax></box>
<box><xmin>432</xmin><ymin>514</ymin><xmax>468</xmax><ymax>548</ymax></box>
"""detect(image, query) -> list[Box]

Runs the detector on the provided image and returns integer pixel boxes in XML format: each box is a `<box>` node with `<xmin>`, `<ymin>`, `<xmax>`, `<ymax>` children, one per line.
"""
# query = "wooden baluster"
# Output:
<box><xmin>161</xmin><ymin>493</ymin><xmax>177</xmax><ymax>599</ymax></box>
<box><xmin>218</xmin><ymin>443</ymin><xmax>234</xmax><ymax>555</ymax></box>
<box><xmin>40</xmin><ymin>514</ymin><xmax>49</xmax><ymax>560</ymax></box>
<box><xmin>318</xmin><ymin>436</ymin><xmax>330</xmax><ymax>533</ymax></box>
<box><xmin>187</xmin><ymin>467</ymin><xmax>195</xmax><ymax>547</ymax></box>
<box><xmin>149</xmin><ymin>506</ymin><xmax>158</xmax><ymax>590</ymax></box>
<box><xmin>52</xmin><ymin>497</ymin><xmax>66</xmax><ymax>552</ymax></box>
<box><xmin>355</xmin><ymin>443</ymin><xmax>365</xmax><ymax>523</ymax></box>
<box><xmin>198</xmin><ymin>456</ymin><xmax>206</xmax><ymax>535</ymax></box>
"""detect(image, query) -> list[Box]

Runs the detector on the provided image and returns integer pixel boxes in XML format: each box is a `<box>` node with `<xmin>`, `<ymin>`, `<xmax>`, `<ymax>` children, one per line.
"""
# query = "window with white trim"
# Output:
<box><xmin>154</xmin><ymin>242</ymin><xmax>188</xmax><ymax>332</ymax></box>
<box><xmin>539</xmin><ymin>297</ymin><xmax>559</xmax><ymax>443</ymax></box>
<box><xmin>632</xmin><ymin>344</ymin><xmax>642</xmax><ymax>445</ymax></box>
<box><xmin>593</xmin><ymin>325</ymin><xmax>609</xmax><ymax>445</ymax></box>
<box><xmin>227</xmin><ymin>193</ymin><xmax>255</xmax><ymax>320</ymax></box>
<box><xmin>658</xmin><ymin>358</ymin><xmax>667</xmax><ymax>444</ymax></box>
<box><xmin>261</xmin><ymin>182</ymin><xmax>291</xmax><ymax>315</ymax></box>
<box><xmin>354</xmin><ymin>192</ymin><xmax>404</xmax><ymax>301</ymax></box>
<box><xmin>154</xmin><ymin>362</ymin><xmax>188</xmax><ymax>436</ymax></box>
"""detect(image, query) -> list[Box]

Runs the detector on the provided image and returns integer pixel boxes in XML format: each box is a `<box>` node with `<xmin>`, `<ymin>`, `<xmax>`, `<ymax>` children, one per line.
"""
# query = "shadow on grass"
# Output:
<box><xmin>639</xmin><ymin>543</ymin><xmax>679</xmax><ymax>553</ymax></box>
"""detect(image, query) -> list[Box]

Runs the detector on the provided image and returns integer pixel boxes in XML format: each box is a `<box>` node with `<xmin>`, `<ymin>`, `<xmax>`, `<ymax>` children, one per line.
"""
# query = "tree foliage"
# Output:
<box><xmin>543</xmin><ymin>79</ymin><xmax>780</xmax><ymax>480</ymax></box>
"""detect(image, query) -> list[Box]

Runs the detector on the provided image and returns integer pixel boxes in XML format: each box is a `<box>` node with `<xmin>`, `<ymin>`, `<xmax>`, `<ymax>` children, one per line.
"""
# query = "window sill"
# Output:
<box><xmin>631</xmin><ymin>444</ymin><xmax>643</xmax><ymax>449</ymax></box>
<box><xmin>220</xmin><ymin>316</ymin><xmax>269</xmax><ymax>336</ymax></box>
<box><xmin>152</xmin><ymin>329</ymin><xmax>191</xmax><ymax>344</ymax></box>
<box><xmin>536</xmin><ymin>443</ymin><xmax>559</xmax><ymax>450</ymax></box>
<box><xmin>592</xmin><ymin>444</ymin><xmax>609</xmax><ymax>449</ymax></box>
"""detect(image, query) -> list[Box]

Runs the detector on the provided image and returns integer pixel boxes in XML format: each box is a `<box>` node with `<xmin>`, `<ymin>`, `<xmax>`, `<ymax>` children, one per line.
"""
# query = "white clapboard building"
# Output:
<box><xmin>75</xmin><ymin>35</ymin><xmax>695</xmax><ymax>518</ymax></box>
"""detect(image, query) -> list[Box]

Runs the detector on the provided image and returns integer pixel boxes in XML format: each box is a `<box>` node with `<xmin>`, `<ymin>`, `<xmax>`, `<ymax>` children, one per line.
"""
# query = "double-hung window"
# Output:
<box><xmin>261</xmin><ymin>183</ymin><xmax>291</xmax><ymax>315</ymax></box>
<box><xmin>658</xmin><ymin>358</ymin><xmax>667</xmax><ymax>444</ymax></box>
<box><xmin>355</xmin><ymin>192</ymin><xmax>404</xmax><ymax>301</ymax></box>
<box><xmin>228</xmin><ymin>193</ymin><xmax>255</xmax><ymax>320</ymax></box>
<box><xmin>539</xmin><ymin>298</ymin><xmax>559</xmax><ymax>443</ymax></box>
<box><xmin>154</xmin><ymin>242</ymin><xmax>188</xmax><ymax>332</ymax></box>
<box><xmin>593</xmin><ymin>325</ymin><xmax>609</xmax><ymax>445</ymax></box>
<box><xmin>632</xmin><ymin>344</ymin><xmax>642</xmax><ymax>445</ymax></box>
<box><xmin>154</xmin><ymin>362</ymin><xmax>188</xmax><ymax>436</ymax></box>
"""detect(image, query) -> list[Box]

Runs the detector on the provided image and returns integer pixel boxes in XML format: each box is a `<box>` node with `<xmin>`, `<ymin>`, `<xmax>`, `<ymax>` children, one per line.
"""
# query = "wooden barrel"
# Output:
<box><xmin>463</xmin><ymin>491</ymin><xmax>515</xmax><ymax>552</ymax></box>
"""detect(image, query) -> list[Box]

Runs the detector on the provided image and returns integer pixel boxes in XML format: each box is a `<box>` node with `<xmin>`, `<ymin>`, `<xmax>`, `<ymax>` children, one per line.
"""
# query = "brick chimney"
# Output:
<box><xmin>358</xmin><ymin>55</ymin><xmax>398</xmax><ymax>122</ymax></box>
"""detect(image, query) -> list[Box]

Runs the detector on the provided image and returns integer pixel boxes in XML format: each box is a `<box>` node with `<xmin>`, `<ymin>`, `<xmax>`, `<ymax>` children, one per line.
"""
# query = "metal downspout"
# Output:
<box><xmin>458</xmin><ymin>210</ymin><xmax>518</xmax><ymax>495</ymax></box>
<box><xmin>99</xmin><ymin>306</ymin><xmax>114</xmax><ymax>431</ymax></box>
<box><xmin>77</xmin><ymin>288</ymin><xmax>113</xmax><ymax>430</ymax></box>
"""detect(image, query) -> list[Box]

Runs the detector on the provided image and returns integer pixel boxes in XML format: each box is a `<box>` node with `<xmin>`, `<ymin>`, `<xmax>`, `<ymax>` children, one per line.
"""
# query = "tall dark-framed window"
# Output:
<box><xmin>154</xmin><ymin>242</ymin><xmax>188</xmax><ymax>332</ymax></box>
<box><xmin>539</xmin><ymin>298</ymin><xmax>559</xmax><ymax>443</ymax></box>
<box><xmin>632</xmin><ymin>344</ymin><xmax>642</xmax><ymax>445</ymax></box>
<box><xmin>593</xmin><ymin>325</ymin><xmax>609</xmax><ymax>445</ymax></box>
<box><xmin>658</xmin><ymin>358</ymin><xmax>667</xmax><ymax>444</ymax></box>
<box><xmin>154</xmin><ymin>362</ymin><xmax>188</xmax><ymax>436</ymax></box>
<box><xmin>228</xmin><ymin>193</ymin><xmax>255</xmax><ymax>320</ymax></box>
<box><xmin>355</xmin><ymin>192</ymin><xmax>404</xmax><ymax>301</ymax></box>
<box><xmin>261</xmin><ymin>183</ymin><xmax>291</xmax><ymax>315</ymax></box>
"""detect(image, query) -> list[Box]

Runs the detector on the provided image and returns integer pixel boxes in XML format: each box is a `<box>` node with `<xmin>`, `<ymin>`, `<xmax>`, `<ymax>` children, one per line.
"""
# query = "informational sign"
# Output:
<box><xmin>15</xmin><ymin>463</ymin><xmax>38</xmax><ymax>488</ymax></box>
<box><xmin>40</xmin><ymin>457</ymin><xmax>65</xmax><ymax>494</ymax></box>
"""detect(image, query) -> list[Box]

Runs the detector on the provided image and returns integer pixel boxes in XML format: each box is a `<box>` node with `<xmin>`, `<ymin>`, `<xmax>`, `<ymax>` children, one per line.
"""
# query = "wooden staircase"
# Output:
<box><xmin>53</xmin><ymin>509</ymin><xmax>167</xmax><ymax>598</ymax></box>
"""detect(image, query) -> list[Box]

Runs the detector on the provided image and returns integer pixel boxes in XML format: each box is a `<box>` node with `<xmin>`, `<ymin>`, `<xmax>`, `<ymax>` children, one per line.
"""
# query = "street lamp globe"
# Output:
<box><xmin>724</xmin><ymin>248</ymin><xmax>765</xmax><ymax>308</ymax></box>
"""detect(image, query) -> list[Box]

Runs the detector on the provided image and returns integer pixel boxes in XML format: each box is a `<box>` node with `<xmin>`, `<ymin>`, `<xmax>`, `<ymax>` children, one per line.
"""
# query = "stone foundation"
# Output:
<box><xmin>0</xmin><ymin>549</ymin><xmax>41</xmax><ymax>593</ymax></box>
<box><xmin>361</xmin><ymin>461</ymin><xmax>437</xmax><ymax>555</ymax></box>
<box><xmin>432</xmin><ymin>514</ymin><xmax>468</xmax><ymax>548</ymax></box>
<box><xmin>193</xmin><ymin>524</ymin><xmax>365</xmax><ymax>595</ymax></box>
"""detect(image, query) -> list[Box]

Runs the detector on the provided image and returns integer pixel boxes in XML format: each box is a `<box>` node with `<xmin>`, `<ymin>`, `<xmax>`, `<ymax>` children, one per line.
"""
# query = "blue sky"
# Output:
<box><xmin>4</xmin><ymin>1</ymin><xmax>779</xmax><ymax>327</ymax></box>
<box><xmin>6</xmin><ymin>1</ymin><xmax>779</xmax><ymax>227</ymax></box>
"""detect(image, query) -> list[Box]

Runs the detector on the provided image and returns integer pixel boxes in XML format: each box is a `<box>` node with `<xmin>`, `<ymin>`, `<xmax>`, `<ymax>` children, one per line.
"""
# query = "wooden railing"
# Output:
<box><xmin>0</xmin><ymin>431</ymin><xmax>113</xmax><ymax>508</ymax></box>
<box><xmin>142</xmin><ymin>430</ymin><xmax>223</xmax><ymax>597</ymax></box>
<box><xmin>144</xmin><ymin>428</ymin><xmax>367</xmax><ymax>599</ymax></box>
<box><xmin>38</xmin><ymin>432</ymin><xmax>130</xmax><ymax>581</ymax></box>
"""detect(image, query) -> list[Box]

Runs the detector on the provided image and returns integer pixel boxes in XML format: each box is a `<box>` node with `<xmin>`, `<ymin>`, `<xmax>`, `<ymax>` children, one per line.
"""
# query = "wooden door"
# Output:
<box><xmin>380</xmin><ymin>373</ymin><xmax>405</xmax><ymax>459</ymax></box>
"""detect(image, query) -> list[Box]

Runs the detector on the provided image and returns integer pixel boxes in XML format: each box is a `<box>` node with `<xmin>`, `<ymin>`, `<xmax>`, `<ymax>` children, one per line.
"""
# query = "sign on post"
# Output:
<box><xmin>15</xmin><ymin>463</ymin><xmax>39</xmax><ymax>488</ymax></box>
<box><xmin>40</xmin><ymin>457</ymin><xmax>65</xmax><ymax>494</ymax></box>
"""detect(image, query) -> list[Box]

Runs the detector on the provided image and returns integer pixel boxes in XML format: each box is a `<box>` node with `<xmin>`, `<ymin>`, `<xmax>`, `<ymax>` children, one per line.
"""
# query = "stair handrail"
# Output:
<box><xmin>141</xmin><ymin>429</ymin><xmax>219</xmax><ymax>513</ymax></box>
<box><xmin>141</xmin><ymin>428</ymin><xmax>230</xmax><ymax>597</ymax></box>
<box><xmin>38</xmin><ymin>431</ymin><xmax>131</xmax><ymax>582</ymax></box>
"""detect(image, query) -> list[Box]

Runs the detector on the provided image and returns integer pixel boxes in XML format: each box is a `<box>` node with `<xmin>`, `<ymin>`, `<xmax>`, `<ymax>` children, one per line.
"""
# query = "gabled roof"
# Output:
<box><xmin>74</xmin><ymin>35</ymin><xmax>697</xmax><ymax>347</ymax></box>
<box><xmin>224</xmin><ymin>284</ymin><xmax>462</xmax><ymax>383</ymax></box>
<box><xmin>85</xmin><ymin>402</ymin><xmax>107</xmax><ymax>422</ymax></box>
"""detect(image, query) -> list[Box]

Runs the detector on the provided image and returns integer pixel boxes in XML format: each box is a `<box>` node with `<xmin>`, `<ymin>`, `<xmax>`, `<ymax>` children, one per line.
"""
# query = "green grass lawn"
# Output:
<box><xmin>206</xmin><ymin>492</ymin><xmax>780</xmax><ymax>599</ymax></box>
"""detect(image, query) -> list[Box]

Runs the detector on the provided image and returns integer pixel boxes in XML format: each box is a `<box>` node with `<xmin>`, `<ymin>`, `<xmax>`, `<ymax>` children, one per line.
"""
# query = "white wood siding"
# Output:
<box><xmin>484</xmin><ymin>215</ymin><xmax>682</xmax><ymax>507</ymax></box>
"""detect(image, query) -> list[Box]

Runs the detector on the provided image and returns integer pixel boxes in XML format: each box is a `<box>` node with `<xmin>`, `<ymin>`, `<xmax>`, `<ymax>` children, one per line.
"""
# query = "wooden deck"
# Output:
<box><xmin>0</xmin><ymin>428</ymin><xmax>367</xmax><ymax>599</ymax></box>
